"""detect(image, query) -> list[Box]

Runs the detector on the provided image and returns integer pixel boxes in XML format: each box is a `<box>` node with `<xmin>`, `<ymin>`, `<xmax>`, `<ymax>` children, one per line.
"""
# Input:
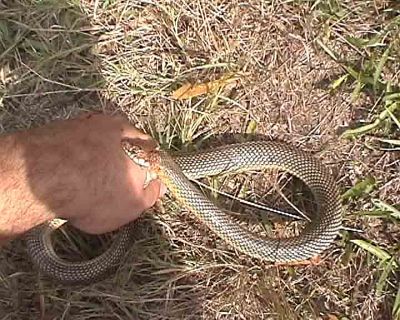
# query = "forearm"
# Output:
<box><xmin>0</xmin><ymin>114</ymin><xmax>163</xmax><ymax>246</ymax></box>
<box><xmin>0</xmin><ymin>132</ymin><xmax>54</xmax><ymax>245</ymax></box>
<box><xmin>0</xmin><ymin>122</ymin><xmax>98</xmax><ymax>244</ymax></box>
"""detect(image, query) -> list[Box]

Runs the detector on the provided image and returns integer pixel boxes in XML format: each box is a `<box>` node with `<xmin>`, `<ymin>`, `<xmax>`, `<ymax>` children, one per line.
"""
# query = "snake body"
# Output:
<box><xmin>26</xmin><ymin>141</ymin><xmax>342</xmax><ymax>283</ymax></box>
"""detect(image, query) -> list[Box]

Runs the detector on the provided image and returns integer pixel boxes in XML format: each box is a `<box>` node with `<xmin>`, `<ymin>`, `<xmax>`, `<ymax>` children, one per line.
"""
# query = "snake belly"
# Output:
<box><xmin>26</xmin><ymin>141</ymin><xmax>342</xmax><ymax>283</ymax></box>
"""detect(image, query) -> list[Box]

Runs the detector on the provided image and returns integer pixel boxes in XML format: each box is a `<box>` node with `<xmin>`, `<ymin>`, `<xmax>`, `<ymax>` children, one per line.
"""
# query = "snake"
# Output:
<box><xmin>25</xmin><ymin>139</ymin><xmax>342</xmax><ymax>283</ymax></box>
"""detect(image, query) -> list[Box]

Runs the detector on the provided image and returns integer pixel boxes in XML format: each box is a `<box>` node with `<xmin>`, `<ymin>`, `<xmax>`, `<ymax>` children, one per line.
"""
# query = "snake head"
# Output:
<box><xmin>121</xmin><ymin>138</ymin><xmax>161</xmax><ymax>171</ymax></box>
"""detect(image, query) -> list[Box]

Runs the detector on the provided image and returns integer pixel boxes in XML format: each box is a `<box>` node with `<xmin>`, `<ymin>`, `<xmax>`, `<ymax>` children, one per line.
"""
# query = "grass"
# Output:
<box><xmin>0</xmin><ymin>0</ymin><xmax>399</xmax><ymax>319</ymax></box>
<box><xmin>314</xmin><ymin>2</ymin><xmax>400</xmax><ymax>317</ymax></box>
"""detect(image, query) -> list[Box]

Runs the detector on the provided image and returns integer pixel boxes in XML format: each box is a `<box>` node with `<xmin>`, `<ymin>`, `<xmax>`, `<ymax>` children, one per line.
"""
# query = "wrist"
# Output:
<box><xmin>0</xmin><ymin>132</ymin><xmax>54</xmax><ymax>243</ymax></box>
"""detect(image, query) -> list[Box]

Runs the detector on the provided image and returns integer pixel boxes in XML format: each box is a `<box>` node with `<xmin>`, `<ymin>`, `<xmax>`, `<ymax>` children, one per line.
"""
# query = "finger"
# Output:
<box><xmin>75</xmin><ymin>111</ymin><xmax>101</xmax><ymax>120</ymax></box>
<box><xmin>119</xmin><ymin>122</ymin><xmax>159</xmax><ymax>151</ymax></box>
<box><xmin>119</xmin><ymin>120</ymin><xmax>148</xmax><ymax>139</ymax></box>
<box><xmin>159</xmin><ymin>182</ymin><xmax>167</xmax><ymax>197</ymax></box>
<box><xmin>141</xmin><ymin>179</ymin><xmax>163</xmax><ymax>208</ymax></box>
<box><xmin>124</xmin><ymin>136</ymin><xmax>158</xmax><ymax>152</ymax></box>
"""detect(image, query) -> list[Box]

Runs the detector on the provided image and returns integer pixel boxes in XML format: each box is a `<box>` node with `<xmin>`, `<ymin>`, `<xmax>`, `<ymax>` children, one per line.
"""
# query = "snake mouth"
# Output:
<box><xmin>121</xmin><ymin>138</ymin><xmax>162</xmax><ymax>187</ymax></box>
<box><xmin>121</xmin><ymin>138</ymin><xmax>161</xmax><ymax>167</ymax></box>
<box><xmin>132</xmin><ymin>157</ymin><xmax>151</xmax><ymax>168</ymax></box>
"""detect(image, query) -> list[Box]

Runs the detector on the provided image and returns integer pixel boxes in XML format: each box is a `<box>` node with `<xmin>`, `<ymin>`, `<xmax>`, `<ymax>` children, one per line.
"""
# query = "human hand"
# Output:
<box><xmin>18</xmin><ymin>113</ymin><xmax>166</xmax><ymax>234</ymax></box>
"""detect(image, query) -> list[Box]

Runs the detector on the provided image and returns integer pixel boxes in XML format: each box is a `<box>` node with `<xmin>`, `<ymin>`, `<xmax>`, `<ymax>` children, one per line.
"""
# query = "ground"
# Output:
<box><xmin>0</xmin><ymin>0</ymin><xmax>399</xmax><ymax>319</ymax></box>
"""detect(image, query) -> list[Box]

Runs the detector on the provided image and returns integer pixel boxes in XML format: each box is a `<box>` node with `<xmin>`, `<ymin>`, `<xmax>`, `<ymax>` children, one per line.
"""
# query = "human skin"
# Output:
<box><xmin>0</xmin><ymin>113</ymin><xmax>165</xmax><ymax>246</ymax></box>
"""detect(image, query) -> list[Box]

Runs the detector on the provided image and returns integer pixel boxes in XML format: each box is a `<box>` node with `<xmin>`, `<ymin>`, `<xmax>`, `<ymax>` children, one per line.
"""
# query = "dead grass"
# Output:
<box><xmin>1</xmin><ymin>0</ymin><xmax>399</xmax><ymax>319</ymax></box>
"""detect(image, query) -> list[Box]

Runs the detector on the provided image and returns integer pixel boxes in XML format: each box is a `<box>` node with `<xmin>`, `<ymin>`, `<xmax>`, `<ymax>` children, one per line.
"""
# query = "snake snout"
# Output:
<box><xmin>121</xmin><ymin>139</ymin><xmax>153</xmax><ymax>168</ymax></box>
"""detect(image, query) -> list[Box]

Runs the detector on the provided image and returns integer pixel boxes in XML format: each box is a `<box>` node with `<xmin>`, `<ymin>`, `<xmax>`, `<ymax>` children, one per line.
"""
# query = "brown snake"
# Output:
<box><xmin>26</xmin><ymin>139</ymin><xmax>342</xmax><ymax>283</ymax></box>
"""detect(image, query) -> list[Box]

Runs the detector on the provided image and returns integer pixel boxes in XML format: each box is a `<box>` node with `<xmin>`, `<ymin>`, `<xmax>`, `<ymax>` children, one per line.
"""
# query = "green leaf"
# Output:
<box><xmin>245</xmin><ymin>119</ymin><xmax>258</xmax><ymax>134</ymax></box>
<box><xmin>0</xmin><ymin>20</ymin><xmax>10</xmax><ymax>43</ymax></box>
<box><xmin>21</xmin><ymin>39</ymin><xmax>49</xmax><ymax>54</ymax></box>
<box><xmin>344</xmin><ymin>65</ymin><xmax>375</xmax><ymax>85</ymax></box>
<box><xmin>372</xmin><ymin>199</ymin><xmax>400</xmax><ymax>219</ymax></box>
<box><xmin>342</xmin><ymin>176</ymin><xmax>376</xmax><ymax>200</ymax></box>
<box><xmin>350</xmin><ymin>240</ymin><xmax>397</xmax><ymax>266</ymax></box>
<box><xmin>346</xmin><ymin>36</ymin><xmax>369</xmax><ymax>49</ymax></box>
<box><xmin>373</xmin><ymin>47</ymin><xmax>390</xmax><ymax>92</ymax></box>
<box><xmin>345</xmin><ymin>34</ymin><xmax>385</xmax><ymax>49</ymax></box>
<box><xmin>316</xmin><ymin>39</ymin><xmax>338</xmax><ymax>61</ymax></box>
<box><xmin>385</xmin><ymin>105</ymin><xmax>400</xmax><ymax>130</ymax></box>
<box><xmin>344</xmin><ymin>66</ymin><xmax>359</xmax><ymax>79</ymax></box>
<box><xmin>341</xmin><ymin>102</ymin><xmax>399</xmax><ymax>139</ymax></box>
<box><xmin>393</xmin><ymin>285</ymin><xmax>400</xmax><ymax>319</ymax></box>
<box><xmin>341</xmin><ymin>121</ymin><xmax>379</xmax><ymax>139</ymax></box>
<box><xmin>347</xmin><ymin>66</ymin><xmax>372</xmax><ymax>84</ymax></box>
<box><xmin>376</xmin><ymin>257</ymin><xmax>396</xmax><ymax>296</ymax></box>
<box><xmin>355</xmin><ymin>210</ymin><xmax>393</xmax><ymax>218</ymax></box>
<box><xmin>372</xmin><ymin>138</ymin><xmax>400</xmax><ymax>146</ymax></box>
<box><xmin>378</xmin><ymin>102</ymin><xmax>399</xmax><ymax>121</ymax></box>
<box><xmin>330</xmin><ymin>74</ymin><xmax>349</xmax><ymax>90</ymax></box>
<box><xmin>351</xmin><ymin>80</ymin><xmax>364</xmax><ymax>102</ymax></box>
<box><xmin>366</xmin><ymin>35</ymin><xmax>386</xmax><ymax>48</ymax></box>
<box><xmin>384</xmin><ymin>92</ymin><xmax>400</xmax><ymax>102</ymax></box>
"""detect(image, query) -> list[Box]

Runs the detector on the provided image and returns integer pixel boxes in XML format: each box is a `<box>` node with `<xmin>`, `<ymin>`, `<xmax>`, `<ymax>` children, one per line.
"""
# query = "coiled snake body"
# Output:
<box><xmin>26</xmin><ymin>140</ymin><xmax>342</xmax><ymax>283</ymax></box>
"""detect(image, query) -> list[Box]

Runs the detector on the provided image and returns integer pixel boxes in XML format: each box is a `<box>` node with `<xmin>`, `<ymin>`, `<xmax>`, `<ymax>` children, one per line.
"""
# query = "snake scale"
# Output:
<box><xmin>26</xmin><ymin>140</ymin><xmax>342</xmax><ymax>283</ymax></box>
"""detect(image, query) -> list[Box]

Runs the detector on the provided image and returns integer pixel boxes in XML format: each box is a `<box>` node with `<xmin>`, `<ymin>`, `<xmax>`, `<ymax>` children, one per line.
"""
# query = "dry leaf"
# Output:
<box><xmin>172</xmin><ymin>76</ymin><xmax>239</xmax><ymax>100</ymax></box>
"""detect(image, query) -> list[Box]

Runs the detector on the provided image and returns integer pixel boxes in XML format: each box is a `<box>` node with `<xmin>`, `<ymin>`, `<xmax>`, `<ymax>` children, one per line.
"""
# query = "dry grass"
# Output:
<box><xmin>1</xmin><ymin>0</ymin><xmax>399</xmax><ymax>319</ymax></box>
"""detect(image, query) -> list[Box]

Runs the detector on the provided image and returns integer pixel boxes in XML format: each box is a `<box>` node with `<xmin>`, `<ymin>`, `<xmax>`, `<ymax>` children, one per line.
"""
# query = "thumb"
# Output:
<box><xmin>141</xmin><ymin>179</ymin><xmax>166</xmax><ymax>208</ymax></box>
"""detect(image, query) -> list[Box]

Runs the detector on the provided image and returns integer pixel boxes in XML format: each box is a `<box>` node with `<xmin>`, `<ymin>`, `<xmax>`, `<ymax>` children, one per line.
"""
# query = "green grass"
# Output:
<box><xmin>316</xmin><ymin>1</ymin><xmax>400</xmax><ymax>142</ymax></box>
<box><xmin>314</xmin><ymin>3</ymin><xmax>400</xmax><ymax>318</ymax></box>
<box><xmin>1</xmin><ymin>0</ymin><xmax>400</xmax><ymax>319</ymax></box>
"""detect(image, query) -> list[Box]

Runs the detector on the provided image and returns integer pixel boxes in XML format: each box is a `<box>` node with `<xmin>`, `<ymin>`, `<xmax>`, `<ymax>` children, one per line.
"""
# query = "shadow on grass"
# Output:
<box><xmin>0</xmin><ymin>0</ymin><xmax>110</xmax><ymax>132</ymax></box>
<box><xmin>0</xmin><ymin>215</ymin><xmax>207</xmax><ymax>319</ymax></box>
<box><xmin>0</xmin><ymin>1</ymin><xmax>206</xmax><ymax>319</ymax></box>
